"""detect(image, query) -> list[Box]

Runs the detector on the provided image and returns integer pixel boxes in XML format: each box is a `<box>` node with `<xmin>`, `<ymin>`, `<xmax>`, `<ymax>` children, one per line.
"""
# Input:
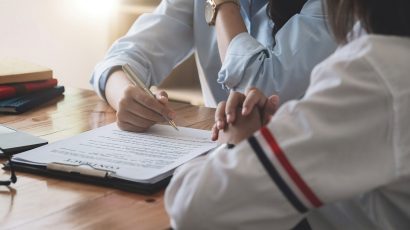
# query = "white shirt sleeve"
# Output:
<box><xmin>217</xmin><ymin>0</ymin><xmax>337</xmax><ymax>104</ymax></box>
<box><xmin>165</xmin><ymin>44</ymin><xmax>400</xmax><ymax>229</ymax></box>
<box><xmin>90</xmin><ymin>0</ymin><xmax>194</xmax><ymax>99</ymax></box>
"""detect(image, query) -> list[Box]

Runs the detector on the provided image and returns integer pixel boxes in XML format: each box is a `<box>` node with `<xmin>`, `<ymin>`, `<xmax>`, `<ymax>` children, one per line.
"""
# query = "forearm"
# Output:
<box><xmin>165</xmin><ymin>142</ymin><xmax>306</xmax><ymax>229</ymax></box>
<box><xmin>92</xmin><ymin>0</ymin><xmax>195</xmax><ymax>100</ymax></box>
<box><xmin>215</xmin><ymin>3</ymin><xmax>247</xmax><ymax>62</ymax></box>
<box><xmin>166</xmin><ymin>78</ymin><xmax>396</xmax><ymax>229</ymax></box>
<box><xmin>217</xmin><ymin>16</ymin><xmax>337</xmax><ymax>103</ymax></box>
<box><xmin>105</xmin><ymin>70</ymin><xmax>132</xmax><ymax>111</ymax></box>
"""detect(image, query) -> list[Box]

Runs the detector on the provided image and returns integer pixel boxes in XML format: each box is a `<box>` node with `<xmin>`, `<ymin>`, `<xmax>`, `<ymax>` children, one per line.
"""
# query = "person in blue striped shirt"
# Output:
<box><xmin>165</xmin><ymin>0</ymin><xmax>410</xmax><ymax>229</ymax></box>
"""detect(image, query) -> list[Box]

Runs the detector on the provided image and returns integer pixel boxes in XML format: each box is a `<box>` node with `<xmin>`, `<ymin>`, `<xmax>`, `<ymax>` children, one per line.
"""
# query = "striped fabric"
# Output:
<box><xmin>248</xmin><ymin>127</ymin><xmax>323</xmax><ymax>213</ymax></box>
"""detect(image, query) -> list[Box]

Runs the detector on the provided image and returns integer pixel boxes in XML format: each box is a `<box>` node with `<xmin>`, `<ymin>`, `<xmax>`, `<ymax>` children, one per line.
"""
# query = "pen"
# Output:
<box><xmin>122</xmin><ymin>64</ymin><xmax>179</xmax><ymax>131</ymax></box>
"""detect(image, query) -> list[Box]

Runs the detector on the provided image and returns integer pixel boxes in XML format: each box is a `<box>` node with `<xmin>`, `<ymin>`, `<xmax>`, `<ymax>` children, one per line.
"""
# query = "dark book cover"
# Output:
<box><xmin>0</xmin><ymin>86</ymin><xmax>65</xmax><ymax>114</ymax></box>
<box><xmin>0</xmin><ymin>79</ymin><xmax>58</xmax><ymax>100</ymax></box>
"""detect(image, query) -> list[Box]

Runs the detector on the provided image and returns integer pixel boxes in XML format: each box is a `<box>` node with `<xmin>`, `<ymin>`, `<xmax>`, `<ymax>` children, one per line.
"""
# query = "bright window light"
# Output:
<box><xmin>74</xmin><ymin>0</ymin><xmax>118</xmax><ymax>19</ymax></box>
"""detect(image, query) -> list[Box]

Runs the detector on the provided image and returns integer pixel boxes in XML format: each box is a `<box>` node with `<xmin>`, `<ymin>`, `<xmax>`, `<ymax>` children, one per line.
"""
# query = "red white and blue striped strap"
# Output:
<box><xmin>248</xmin><ymin>127</ymin><xmax>323</xmax><ymax>213</ymax></box>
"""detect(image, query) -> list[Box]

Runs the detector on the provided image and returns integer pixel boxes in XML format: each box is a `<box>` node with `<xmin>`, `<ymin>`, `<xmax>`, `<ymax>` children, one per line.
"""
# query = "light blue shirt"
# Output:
<box><xmin>91</xmin><ymin>0</ymin><xmax>336</xmax><ymax>107</ymax></box>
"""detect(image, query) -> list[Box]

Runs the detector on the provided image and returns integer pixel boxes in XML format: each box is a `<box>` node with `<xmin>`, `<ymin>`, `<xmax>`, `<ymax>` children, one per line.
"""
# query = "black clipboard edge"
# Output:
<box><xmin>5</xmin><ymin>161</ymin><xmax>171</xmax><ymax>195</ymax></box>
<box><xmin>0</xmin><ymin>142</ymin><xmax>48</xmax><ymax>158</ymax></box>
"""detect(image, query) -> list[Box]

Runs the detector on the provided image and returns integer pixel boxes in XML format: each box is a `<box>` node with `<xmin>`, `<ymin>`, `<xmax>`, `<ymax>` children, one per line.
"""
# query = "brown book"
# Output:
<box><xmin>0</xmin><ymin>58</ymin><xmax>53</xmax><ymax>84</ymax></box>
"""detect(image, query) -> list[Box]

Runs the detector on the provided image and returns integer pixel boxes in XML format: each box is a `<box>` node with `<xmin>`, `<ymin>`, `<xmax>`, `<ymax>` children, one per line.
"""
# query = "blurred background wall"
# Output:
<box><xmin>0</xmin><ymin>0</ymin><xmax>159</xmax><ymax>90</ymax></box>
<box><xmin>0</xmin><ymin>0</ymin><xmax>202</xmax><ymax>104</ymax></box>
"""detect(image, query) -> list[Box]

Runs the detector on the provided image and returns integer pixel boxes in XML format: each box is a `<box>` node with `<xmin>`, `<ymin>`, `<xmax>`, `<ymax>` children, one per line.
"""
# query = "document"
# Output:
<box><xmin>0</xmin><ymin>125</ymin><xmax>15</xmax><ymax>135</ymax></box>
<box><xmin>12</xmin><ymin>123</ymin><xmax>216</xmax><ymax>184</ymax></box>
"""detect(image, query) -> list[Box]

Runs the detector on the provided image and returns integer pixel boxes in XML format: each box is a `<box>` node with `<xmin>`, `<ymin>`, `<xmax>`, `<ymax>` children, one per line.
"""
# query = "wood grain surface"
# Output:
<box><xmin>0</xmin><ymin>88</ymin><xmax>215</xmax><ymax>230</ymax></box>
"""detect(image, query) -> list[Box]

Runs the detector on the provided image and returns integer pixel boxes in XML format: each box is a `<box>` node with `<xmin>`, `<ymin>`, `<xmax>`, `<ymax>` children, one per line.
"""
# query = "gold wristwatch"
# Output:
<box><xmin>205</xmin><ymin>0</ymin><xmax>240</xmax><ymax>26</ymax></box>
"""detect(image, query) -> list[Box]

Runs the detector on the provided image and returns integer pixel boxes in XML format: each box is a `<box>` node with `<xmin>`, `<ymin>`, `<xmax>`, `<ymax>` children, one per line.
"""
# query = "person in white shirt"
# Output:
<box><xmin>165</xmin><ymin>0</ymin><xmax>410</xmax><ymax>229</ymax></box>
<box><xmin>90</xmin><ymin>0</ymin><xmax>335</xmax><ymax>132</ymax></box>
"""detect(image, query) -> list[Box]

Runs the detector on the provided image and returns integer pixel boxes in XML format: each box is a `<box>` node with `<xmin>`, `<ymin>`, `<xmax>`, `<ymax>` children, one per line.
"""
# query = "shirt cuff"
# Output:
<box><xmin>217</xmin><ymin>32</ymin><xmax>267</xmax><ymax>92</ymax></box>
<box><xmin>90</xmin><ymin>58</ymin><xmax>150</xmax><ymax>100</ymax></box>
<box><xmin>99</xmin><ymin>66</ymin><xmax>122</xmax><ymax>101</ymax></box>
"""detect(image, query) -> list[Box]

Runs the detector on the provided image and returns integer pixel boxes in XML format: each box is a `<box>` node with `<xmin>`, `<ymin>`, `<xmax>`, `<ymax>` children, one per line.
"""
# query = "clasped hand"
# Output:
<box><xmin>212</xmin><ymin>87</ymin><xmax>279</xmax><ymax>145</ymax></box>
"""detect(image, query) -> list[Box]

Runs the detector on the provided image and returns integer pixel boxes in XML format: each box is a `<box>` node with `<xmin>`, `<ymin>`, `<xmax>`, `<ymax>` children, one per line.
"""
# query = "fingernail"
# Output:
<box><xmin>211</xmin><ymin>133</ymin><xmax>216</xmax><ymax>141</ymax></box>
<box><xmin>242</xmin><ymin>107</ymin><xmax>248</xmax><ymax>115</ymax></box>
<box><xmin>217</xmin><ymin>121</ymin><xmax>223</xmax><ymax>129</ymax></box>
<box><xmin>227</xmin><ymin>114</ymin><xmax>232</xmax><ymax>123</ymax></box>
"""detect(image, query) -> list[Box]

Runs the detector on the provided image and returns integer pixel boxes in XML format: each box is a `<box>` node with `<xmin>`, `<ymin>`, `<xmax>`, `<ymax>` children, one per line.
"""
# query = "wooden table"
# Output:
<box><xmin>0</xmin><ymin>88</ymin><xmax>215</xmax><ymax>229</ymax></box>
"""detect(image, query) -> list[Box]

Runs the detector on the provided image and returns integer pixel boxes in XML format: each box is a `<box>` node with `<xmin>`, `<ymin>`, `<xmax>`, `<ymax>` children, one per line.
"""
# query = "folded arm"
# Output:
<box><xmin>165</xmin><ymin>54</ymin><xmax>398</xmax><ymax>229</ymax></box>
<box><xmin>217</xmin><ymin>0</ymin><xmax>337</xmax><ymax>104</ymax></box>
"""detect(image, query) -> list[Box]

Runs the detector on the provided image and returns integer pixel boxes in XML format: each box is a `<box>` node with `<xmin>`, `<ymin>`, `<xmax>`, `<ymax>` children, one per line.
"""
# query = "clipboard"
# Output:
<box><xmin>7</xmin><ymin>161</ymin><xmax>171</xmax><ymax>194</ymax></box>
<box><xmin>7</xmin><ymin>123</ymin><xmax>216</xmax><ymax>194</ymax></box>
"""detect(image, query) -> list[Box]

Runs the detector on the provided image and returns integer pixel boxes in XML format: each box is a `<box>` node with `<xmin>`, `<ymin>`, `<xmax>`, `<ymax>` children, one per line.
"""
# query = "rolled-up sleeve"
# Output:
<box><xmin>217</xmin><ymin>0</ymin><xmax>337</xmax><ymax>104</ymax></box>
<box><xmin>90</xmin><ymin>0</ymin><xmax>194</xmax><ymax>100</ymax></box>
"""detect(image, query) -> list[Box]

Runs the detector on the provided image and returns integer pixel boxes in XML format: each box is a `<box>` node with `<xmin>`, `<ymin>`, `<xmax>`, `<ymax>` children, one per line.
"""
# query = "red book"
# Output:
<box><xmin>0</xmin><ymin>79</ymin><xmax>58</xmax><ymax>100</ymax></box>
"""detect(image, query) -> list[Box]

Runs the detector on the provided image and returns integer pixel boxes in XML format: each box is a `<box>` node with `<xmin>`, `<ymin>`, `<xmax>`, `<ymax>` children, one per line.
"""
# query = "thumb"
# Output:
<box><xmin>262</xmin><ymin>95</ymin><xmax>279</xmax><ymax>125</ymax></box>
<box><xmin>268</xmin><ymin>95</ymin><xmax>280</xmax><ymax>110</ymax></box>
<box><xmin>263</xmin><ymin>95</ymin><xmax>280</xmax><ymax>115</ymax></box>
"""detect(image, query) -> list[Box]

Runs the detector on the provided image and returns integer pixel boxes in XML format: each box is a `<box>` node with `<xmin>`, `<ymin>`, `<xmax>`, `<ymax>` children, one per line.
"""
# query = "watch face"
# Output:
<box><xmin>205</xmin><ymin>1</ymin><xmax>214</xmax><ymax>24</ymax></box>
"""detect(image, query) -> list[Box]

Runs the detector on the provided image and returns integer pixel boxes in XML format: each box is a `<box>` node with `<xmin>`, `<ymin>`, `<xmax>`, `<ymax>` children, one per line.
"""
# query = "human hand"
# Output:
<box><xmin>216</xmin><ymin>106</ymin><xmax>262</xmax><ymax>145</ymax></box>
<box><xmin>212</xmin><ymin>88</ymin><xmax>279</xmax><ymax>141</ymax></box>
<box><xmin>111</xmin><ymin>71</ymin><xmax>176</xmax><ymax>132</ymax></box>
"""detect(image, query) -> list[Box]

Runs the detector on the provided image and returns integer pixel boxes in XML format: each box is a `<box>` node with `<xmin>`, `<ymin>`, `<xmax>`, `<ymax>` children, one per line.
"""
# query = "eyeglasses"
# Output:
<box><xmin>1</xmin><ymin>153</ymin><xmax>17</xmax><ymax>186</ymax></box>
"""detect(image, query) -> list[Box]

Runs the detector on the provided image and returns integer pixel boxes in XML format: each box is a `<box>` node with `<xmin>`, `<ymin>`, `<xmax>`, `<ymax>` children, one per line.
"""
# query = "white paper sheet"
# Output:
<box><xmin>0</xmin><ymin>125</ymin><xmax>16</xmax><ymax>135</ymax></box>
<box><xmin>13</xmin><ymin>123</ymin><xmax>216</xmax><ymax>182</ymax></box>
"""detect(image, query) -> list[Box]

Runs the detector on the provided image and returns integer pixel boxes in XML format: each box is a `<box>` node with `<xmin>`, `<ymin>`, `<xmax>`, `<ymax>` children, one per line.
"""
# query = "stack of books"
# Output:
<box><xmin>0</xmin><ymin>59</ymin><xmax>65</xmax><ymax>114</ymax></box>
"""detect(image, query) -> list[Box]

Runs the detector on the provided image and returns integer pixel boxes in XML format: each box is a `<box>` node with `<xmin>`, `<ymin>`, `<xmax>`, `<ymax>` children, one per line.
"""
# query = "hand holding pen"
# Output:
<box><xmin>115</xmin><ymin>64</ymin><xmax>178</xmax><ymax>132</ymax></box>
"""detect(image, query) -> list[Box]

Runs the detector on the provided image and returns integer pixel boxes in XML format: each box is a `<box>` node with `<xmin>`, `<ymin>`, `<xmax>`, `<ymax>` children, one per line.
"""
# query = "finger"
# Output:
<box><xmin>242</xmin><ymin>88</ymin><xmax>267</xmax><ymax>116</ymax></box>
<box><xmin>116</xmin><ymin>111</ymin><xmax>155</xmax><ymax>132</ymax></box>
<box><xmin>156</xmin><ymin>90</ymin><xmax>176</xmax><ymax>119</ymax></box>
<box><xmin>225</xmin><ymin>91</ymin><xmax>245</xmax><ymax>124</ymax></box>
<box><xmin>156</xmin><ymin>90</ymin><xmax>169</xmax><ymax>104</ymax></box>
<box><xmin>270</xmin><ymin>95</ymin><xmax>280</xmax><ymax>107</ymax></box>
<box><xmin>263</xmin><ymin>115</ymin><xmax>273</xmax><ymax>126</ymax></box>
<box><xmin>117</xmin><ymin>109</ymin><xmax>156</xmax><ymax>131</ymax></box>
<box><xmin>265</xmin><ymin>95</ymin><xmax>280</xmax><ymax>114</ymax></box>
<box><xmin>117</xmin><ymin>119</ymin><xmax>156</xmax><ymax>132</ymax></box>
<box><xmin>119</xmin><ymin>96</ymin><xmax>165</xmax><ymax>122</ymax></box>
<box><xmin>126</xmin><ymin>86</ymin><xmax>176</xmax><ymax>120</ymax></box>
<box><xmin>262</xmin><ymin>95</ymin><xmax>280</xmax><ymax>125</ymax></box>
<box><xmin>117</xmin><ymin>120</ymin><xmax>147</xmax><ymax>133</ymax></box>
<box><xmin>215</xmin><ymin>101</ymin><xmax>227</xmax><ymax>130</ymax></box>
<box><xmin>211</xmin><ymin>123</ymin><xmax>219</xmax><ymax>141</ymax></box>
